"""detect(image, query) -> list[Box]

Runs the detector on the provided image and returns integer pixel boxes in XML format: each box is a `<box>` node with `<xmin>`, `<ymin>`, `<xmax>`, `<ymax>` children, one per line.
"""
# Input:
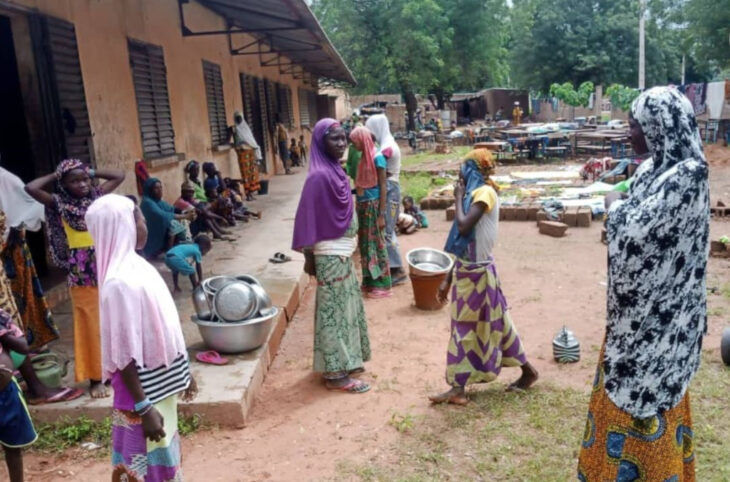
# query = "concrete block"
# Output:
<box><xmin>526</xmin><ymin>203</ymin><xmax>539</xmax><ymax>221</ymax></box>
<box><xmin>502</xmin><ymin>205</ymin><xmax>515</xmax><ymax>221</ymax></box>
<box><xmin>446</xmin><ymin>206</ymin><xmax>455</xmax><ymax>221</ymax></box>
<box><xmin>539</xmin><ymin>220</ymin><xmax>569</xmax><ymax>238</ymax></box>
<box><xmin>515</xmin><ymin>204</ymin><xmax>528</xmax><ymax>221</ymax></box>
<box><xmin>576</xmin><ymin>207</ymin><xmax>592</xmax><ymax>227</ymax></box>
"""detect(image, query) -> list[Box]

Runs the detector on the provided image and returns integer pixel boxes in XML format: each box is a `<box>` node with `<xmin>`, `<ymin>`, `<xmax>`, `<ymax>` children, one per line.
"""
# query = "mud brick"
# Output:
<box><xmin>499</xmin><ymin>206</ymin><xmax>506</xmax><ymax>221</ymax></box>
<box><xmin>526</xmin><ymin>203</ymin><xmax>539</xmax><ymax>221</ymax></box>
<box><xmin>420</xmin><ymin>197</ymin><xmax>432</xmax><ymax>209</ymax></box>
<box><xmin>710</xmin><ymin>240</ymin><xmax>729</xmax><ymax>257</ymax></box>
<box><xmin>539</xmin><ymin>220</ymin><xmax>569</xmax><ymax>238</ymax></box>
<box><xmin>434</xmin><ymin>197</ymin><xmax>454</xmax><ymax>210</ymax></box>
<box><xmin>446</xmin><ymin>206</ymin><xmax>456</xmax><ymax>221</ymax></box>
<box><xmin>515</xmin><ymin>204</ymin><xmax>528</xmax><ymax>221</ymax></box>
<box><xmin>502</xmin><ymin>205</ymin><xmax>516</xmax><ymax>221</ymax></box>
<box><xmin>576</xmin><ymin>207</ymin><xmax>592</xmax><ymax>227</ymax></box>
<box><xmin>536</xmin><ymin>210</ymin><xmax>549</xmax><ymax>225</ymax></box>
<box><xmin>563</xmin><ymin>206</ymin><xmax>579</xmax><ymax>227</ymax></box>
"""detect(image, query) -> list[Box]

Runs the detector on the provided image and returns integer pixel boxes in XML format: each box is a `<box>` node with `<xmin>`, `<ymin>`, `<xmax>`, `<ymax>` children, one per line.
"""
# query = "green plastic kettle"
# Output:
<box><xmin>31</xmin><ymin>352</ymin><xmax>68</xmax><ymax>388</ymax></box>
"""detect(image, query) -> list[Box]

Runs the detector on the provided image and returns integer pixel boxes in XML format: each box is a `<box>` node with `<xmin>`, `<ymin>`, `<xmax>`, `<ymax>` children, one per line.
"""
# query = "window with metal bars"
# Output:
<box><xmin>276</xmin><ymin>84</ymin><xmax>293</xmax><ymax>128</ymax></box>
<box><xmin>203</xmin><ymin>60</ymin><xmax>228</xmax><ymax>146</ymax></box>
<box><xmin>128</xmin><ymin>39</ymin><xmax>175</xmax><ymax>158</ymax></box>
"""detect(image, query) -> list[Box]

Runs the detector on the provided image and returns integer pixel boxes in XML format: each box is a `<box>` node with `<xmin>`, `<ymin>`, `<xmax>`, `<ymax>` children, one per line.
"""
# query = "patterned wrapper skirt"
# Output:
<box><xmin>69</xmin><ymin>286</ymin><xmax>102</xmax><ymax>382</ymax></box>
<box><xmin>2</xmin><ymin>234</ymin><xmax>59</xmax><ymax>348</ymax></box>
<box><xmin>578</xmin><ymin>350</ymin><xmax>695</xmax><ymax>481</ymax></box>
<box><xmin>112</xmin><ymin>395</ymin><xmax>182</xmax><ymax>482</ymax></box>
<box><xmin>313</xmin><ymin>254</ymin><xmax>371</xmax><ymax>378</ymax></box>
<box><xmin>356</xmin><ymin>199</ymin><xmax>392</xmax><ymax>290</ymax></box>
<box><xmin>446</xmin><ymin>258</ymin><xmax>527</xmax><ymax>387</ymax></box>
<box><xmin>236</xmin><ymin>147</ymin><xmax>260</xmax><ymax>194</ymax></box>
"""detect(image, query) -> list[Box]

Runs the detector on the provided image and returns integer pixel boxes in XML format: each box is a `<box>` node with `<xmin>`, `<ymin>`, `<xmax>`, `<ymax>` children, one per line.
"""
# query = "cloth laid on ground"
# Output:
<box><xmin>0</xmin><ymin>167</ymin><xmax>44</xmax><ymax>240</ymax></box>
<box><xmin>598</xmin><ymin>159</ymin><xmax>630</xmax><ymax>182</ymax></box>
<box><xmin>511</xmin><ymin>169</ymin><xmax>581</xmax><ymax>180</ymax></box>
<box><xmin>705</xmin><ymin>81</ymin><xmax>726</xmax><ymax>119</ymax></box>
<box><xmin>540</xmin><ymin>200</ymin><xmax>565</xmax><ymax>220</ymax></box>
<box><xmin>604</xmin><ymin>86</ymin><xmax>709</xmax><ymax>418</ymax></box>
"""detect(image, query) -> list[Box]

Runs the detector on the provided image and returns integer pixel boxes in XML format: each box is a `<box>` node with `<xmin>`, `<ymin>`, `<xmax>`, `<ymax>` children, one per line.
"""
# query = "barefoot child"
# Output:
<box><xmin>430</xmin><ymin>150</ymin><xmax>538</xmax><ymax>406</ymax></box>
<box><xmin>165</xmin><ymin>234</ymin><xmax>212</xmax><ymax>292</ymax></box>
<box><xmin>86</xmin><ymin>195</ymin><xmax>197</xmax><ymax>482</ymax></box>
<box><xmin>0</xmin><ymin>309</ymin><xmax>37</xmax><ymax>482</ymax></box>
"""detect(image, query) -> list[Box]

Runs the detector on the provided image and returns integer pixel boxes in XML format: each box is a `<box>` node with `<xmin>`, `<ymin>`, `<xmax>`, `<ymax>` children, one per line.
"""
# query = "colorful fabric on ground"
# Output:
<box><xmin>357</xmin><ymin>199</ymin><xmax>391</xmax><ymax>290</ymax></box>
<box><xmin>604</xmin><ymin>86</ymin><xmax>709</xmax><ymax>418</ymax></box>
<box><xmin>111</xmin><ymin>394</ymin><xmax>182</xmax><ymax>482</ymax></box>
<box><xmin>86</xmin><ymin>195</ymin><xmax>188</xmax><ymax>382</ymax></box>
<box><xmin>70</xmin><ymin>285</ymin><xmax>102</xmax><ymax>382</ymax></box>
<box><xmin>2</xmin><ymin>229</ymin><xmax>59</xmax><ymax>348</ymax></box>
<box><xmin>236</xmin><ymin>147</ymin><xmax>261</xmax><ymax>195</ymax></box>
<box><xmin>313</xmin><ymin>216</ymin><xmax>370</xmax><ymax>376</ymax></box>
<box><xmin>446</xmin><ymin>258</ymin><xmax>526</xmax><ymax>387</ymax></box>
<box><xmin>292</xmin><ymin>119</ymin><xmax>354</xmax><ymax>251</ymax></box>
<box><xmin>0</xmin><ymin>378</ymin><xmax>37</xmax><ymax>448</ymax></box>
<box><xmin>45</xmin><ymin>159</ymin><xmax>101</xmax><ymax>271</ymax></box>
<box><xmin>578</xmin><ymin>356</ymin><xmax>695</xmax><ymax>481</ymax></box>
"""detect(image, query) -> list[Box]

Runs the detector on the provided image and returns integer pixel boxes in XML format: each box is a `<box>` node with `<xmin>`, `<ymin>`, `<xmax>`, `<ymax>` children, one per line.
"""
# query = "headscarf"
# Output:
<box><xmin>45</xmin><ymin>159</ymin><xmax>101</xmax><ymax>270</ymax></box>
<box><xmin>184</xmin><ymin>160</ymin><xmax>207</xmax><ymax>201</ymax></box>
<box><xmin>444</xmin><ymin>149</ymin><xmax>498</xmax><ymax>258</ymax></box>
<box><xmin>603</xmin><ymin>86</ymin><xmax>709</xmax><ymax>418</ymax></box>
<box><xmin>0</xmin><ymin>167</ymin><xmax>45</xmax><ymax>241</ymax></box>
<box><xmin>349</xmin><ymin>126</ymin><xmax>379</xmax><ymax>190</ymax></box>
<box><xmin>232</xmin><ymin>111</ymin><xmax>262</xmax><ymax>160</ymax></box>
<box><xmin>366</xmin><ymin>114</ymin><xmax>401</xmax><ymax>178</ymax></box>
<box><xmin>85</xmin><ymin>194</ymin><xmax>187</xmax><ymax>381</ymax></box>
<box><xmin>139</xmin><ymin>178</ymin><xmax>175</xmax><ymax>257</ymax></box>
<box><xmin>292</xmin><ymin>119</ymin><xmax>353</xmax><ymax>251</ymax></box>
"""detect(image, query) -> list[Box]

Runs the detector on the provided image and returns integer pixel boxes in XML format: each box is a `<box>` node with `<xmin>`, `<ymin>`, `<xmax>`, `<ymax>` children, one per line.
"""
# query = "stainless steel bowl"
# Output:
<box><xmin>202</xmin><ymin>276</ymin><xmax>236</xmax><ymax>297</ymax></box>
<box><xmin>214</xmin><ymin>281</ymin><xmax>258</xmax><ymax>322</ymax></box>
<box><xmin>406</xmin><ymin>248</ymin><xmax>454</xmax><ymax>277</ymax></box>
<box><xmin>236</xmin><ymin>275</ymin><xmax>272</xmax><ymax>310</ymax></box>
<box><xmin>192</xmin><ymin>286</ymin><xmax>212</xmax><ymax>320</ymax></box>
<box><xmin>191</xmin><ymin>307</ymin><xmax>279</xmax><ymax>353</ymax></box>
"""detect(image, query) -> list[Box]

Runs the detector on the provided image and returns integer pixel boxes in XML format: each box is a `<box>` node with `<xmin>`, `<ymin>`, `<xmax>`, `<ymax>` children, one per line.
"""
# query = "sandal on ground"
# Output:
<box><xmin>196</xmin><ymin>350</ymin><xmax>229</xmax><ymax>366</ymax></box>
<box><xmin>28</xmin><ymin>387</ymin><xmax>84</xmax><ymax>405</ymax></box>
<box><xmin>269</xmin><ymin>252</ymin><xmax>291</xmax><ymax>264</ymax></box>
<box><xmin>366</xmin><ymin>288</ymin><xmax>392</xmax><ymax>299</ymax></box>
<box><xmin>327</xmin><ymin>379</ymin><xmax>370</xmax><ymax>394</ymax></box>
<box><xmin>349</xmin><ymin>367</ymin><xmax>365</xmax><ymax>375</ymax></box>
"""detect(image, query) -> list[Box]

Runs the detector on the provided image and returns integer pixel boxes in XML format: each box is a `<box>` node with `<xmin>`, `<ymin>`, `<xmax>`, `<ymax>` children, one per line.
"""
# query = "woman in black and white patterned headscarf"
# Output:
<box><xmin>578</xmin><ymin>86</ymin><xmax>709</xmax><ymax>480</ymax></box>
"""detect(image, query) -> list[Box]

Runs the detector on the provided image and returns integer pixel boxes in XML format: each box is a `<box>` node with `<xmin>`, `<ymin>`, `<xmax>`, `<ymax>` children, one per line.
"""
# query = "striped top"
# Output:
<box><xmin>138</xmin><ymin>354</ymin><xmax>191</xmax><ymax>404</ymax></box>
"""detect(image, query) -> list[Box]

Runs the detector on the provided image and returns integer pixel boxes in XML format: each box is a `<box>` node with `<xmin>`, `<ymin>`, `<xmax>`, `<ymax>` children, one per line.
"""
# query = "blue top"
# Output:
<box><xmin>166</xmin><ymin>243</ymin><xmax>202</xmax><ymax>264</ymax></box>
<box><xmin>356</xmin><ymin>153</ymin><xmax>387</xmax><ymax>202</ymax></box>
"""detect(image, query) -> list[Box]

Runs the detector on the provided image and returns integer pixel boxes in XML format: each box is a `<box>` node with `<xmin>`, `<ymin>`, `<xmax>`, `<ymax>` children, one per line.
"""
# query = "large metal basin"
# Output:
<box><xmin>191</xmin><ymin>307</ymin><xmax>279</xmax><ymax>354</ymax></box>
<box><xmin>406</xmin><ymin>248</ymin><xmax>454</xmax><ymax>277</ymax></box>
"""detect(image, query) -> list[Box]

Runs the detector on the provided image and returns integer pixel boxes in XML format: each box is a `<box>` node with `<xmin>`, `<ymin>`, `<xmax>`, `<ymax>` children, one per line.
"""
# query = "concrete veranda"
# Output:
<box><xmin>30</xmin><ymin>169</ymin><xmax>309</xmax><ymax>427</ymax></box>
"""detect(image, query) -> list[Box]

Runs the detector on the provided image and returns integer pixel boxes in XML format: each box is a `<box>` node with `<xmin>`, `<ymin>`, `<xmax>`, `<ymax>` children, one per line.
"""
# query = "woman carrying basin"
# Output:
<box><xmin>430</xmin><ymin>149</ymin><xmax>538</xmax><ymax>405</ymax></box>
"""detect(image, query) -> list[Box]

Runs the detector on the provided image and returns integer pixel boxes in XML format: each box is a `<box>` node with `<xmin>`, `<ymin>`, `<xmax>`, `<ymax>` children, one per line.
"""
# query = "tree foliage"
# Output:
<box><xmin>605</xmin><ymin>84</ymin><xmax>641</xmax><ymax>111</ymax></box>
<box><xmin>549</xmin><ymin>81</ymin><xmax>595</xmax><ymax>107</ymax></box>
<box><xmin>685</xmin><ymin>0</ymin><xmax>730</xmax><ymax>73</ymax></box>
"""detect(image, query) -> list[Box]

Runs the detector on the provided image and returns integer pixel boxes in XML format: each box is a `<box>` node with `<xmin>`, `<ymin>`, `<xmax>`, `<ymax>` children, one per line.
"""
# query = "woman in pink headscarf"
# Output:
<box><xmin>86</xmin><ymin>194</ymin><xmax>197</xmax><ymax>481</ymax></box>
<box><xmin>349</xmin><ymin>126</ymin><xmax>392</xmax><ymax>298</ymax></box>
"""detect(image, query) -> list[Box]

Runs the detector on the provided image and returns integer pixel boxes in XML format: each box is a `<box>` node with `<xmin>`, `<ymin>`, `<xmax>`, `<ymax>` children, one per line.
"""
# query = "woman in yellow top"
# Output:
<box><xmin>25</xmin><ymin>159</ymin><xmax>124</xmax><ymax>398</ymax></box>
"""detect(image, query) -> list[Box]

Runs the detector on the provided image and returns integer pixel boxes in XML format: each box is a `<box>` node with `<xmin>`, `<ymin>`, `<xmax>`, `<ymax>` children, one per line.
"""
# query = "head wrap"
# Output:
<box><xmin>444</xmin><ymin>149</ymin><xmax>498</xmax><ymax>258</ymax></box>
<box><xmin>232</xmin><ymin>111</ymin><xmax>262</xmax><ymax>160</ymax></box>
<box><xmin>349</xmin><ymin>126</ymin><xmax>379</xmax><ymax>190</ymax></box>
<box><xmin>0</xmin><ymin>167</ymin><xmax>45</xmax><ymax>241</ymax></box>
<box><xmin>291</xmin><ymin>119</ymin><xmax>353</xmax><ymax>251</ymax></box>
<box><xmin>86</xmin><ymin>194</ymin><xmax>188</xmax><ymax>381</ymax></box>
<box><xmin>366</xmin><ymin>114</ymin><xmax>401</xmax><ymax>179</ymax></box>
<box><xmin>45</xmin><ymin>159</ymin><xmax>101</xmax><ymax>270</ymax></box>
<box><xmin>603</xmin><ymin>86</ymin><xmax>709</xmax><ymax>418</ymax></box>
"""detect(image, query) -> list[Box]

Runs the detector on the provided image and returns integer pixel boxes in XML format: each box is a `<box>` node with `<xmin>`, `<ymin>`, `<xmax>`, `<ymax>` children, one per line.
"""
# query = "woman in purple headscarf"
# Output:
<box><xmin>292</xmin><ymin>118</ymin><xmax>371</xmax><ymax>394</ymax></box>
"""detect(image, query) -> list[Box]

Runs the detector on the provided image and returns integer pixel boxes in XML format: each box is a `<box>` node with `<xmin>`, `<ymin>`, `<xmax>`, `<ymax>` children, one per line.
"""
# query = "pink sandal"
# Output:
<box><xmin>195</xmin><ymin>350</ymin><xmax>229</xmax><ymax>365</ymax></box>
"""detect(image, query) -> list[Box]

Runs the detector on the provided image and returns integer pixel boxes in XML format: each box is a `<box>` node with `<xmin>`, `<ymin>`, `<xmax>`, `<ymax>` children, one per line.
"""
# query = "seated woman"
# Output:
<box><xmin>184</xmin><ymin>160</ymin><xmax>208</xmax><ymax>202</ymax></box>
<box><xmin>223</xmin><ymin>179</ymin><xmax>261</xmax><ymax>220</ymax></box>
<box><xmin>175</xmin><ymin>182</ymin><xmax>233</xmax><ymax>240</ymax></box>
<box><xmin>140</xmin><ymin>178</ymin><xmax>195</xmax><ymax>258</ymax></box>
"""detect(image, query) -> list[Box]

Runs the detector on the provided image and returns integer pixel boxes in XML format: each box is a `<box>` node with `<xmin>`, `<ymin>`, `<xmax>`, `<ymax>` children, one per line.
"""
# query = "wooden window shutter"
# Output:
<box><xmin>203</xmin><ymin>61</ymin><xmax>227</xmax><ymax>146</ymax></box>
<box><xmin>298</xmin><ymin>87</ymin><xmax>310</xmax><ymax>127</ymax></box>
<box><xmin>129</xmin><ymin>39</ymin><xmax>175</xmax><ymax>159</ymax></box>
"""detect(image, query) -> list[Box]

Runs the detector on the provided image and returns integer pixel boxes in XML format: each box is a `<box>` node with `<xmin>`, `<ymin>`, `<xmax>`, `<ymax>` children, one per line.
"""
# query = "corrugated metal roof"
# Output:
<box><xmin>196</xmin><ymin>0</ymin><xmax>356</xmax><ymax>85</ymax></box>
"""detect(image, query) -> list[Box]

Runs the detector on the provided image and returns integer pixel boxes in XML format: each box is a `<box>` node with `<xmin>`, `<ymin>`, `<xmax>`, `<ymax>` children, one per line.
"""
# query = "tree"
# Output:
<box><xmin>605</xmin><ymin>84</ymin><xmax>641</xmax><ymax>111</ymax></box>
<box><xmin>685</xmin><ymin>0</ymin><xmax>730</xmax><ymax>73</ymax></box>
<box><xmin>549</xmin><ymin>81</ymin><xmax>594</xmax><ymax>119</ymax></box>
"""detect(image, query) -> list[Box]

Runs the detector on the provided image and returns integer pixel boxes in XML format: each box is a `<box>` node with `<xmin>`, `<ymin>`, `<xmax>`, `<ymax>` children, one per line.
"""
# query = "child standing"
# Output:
<box><xmin>165</xmin><ymin>234</ymin><xmax>212</xmax><ymax>292</ymax></box>
<box><xmin>290</xmin><ymin>138</ymin><xmax>301</xmax><ymax>167</ymax></box>
<box><xmin>298</xmin><ymin>135</ymin><xmax>308</xmax><ymax>164</ymax></box>
<box><xmin>0</xmin><ymin>309</ymin><xmax>37</xmax><ymax>482</ymax></box>
<box><xmin>86</xmin><ymin>194</ymin><xmax>196</xmax><ymax>482</ymax></box>
<box><xmin>25</xmin><ymin>159</ymin><xmax>124</xmax><ymax>398</ymax></box>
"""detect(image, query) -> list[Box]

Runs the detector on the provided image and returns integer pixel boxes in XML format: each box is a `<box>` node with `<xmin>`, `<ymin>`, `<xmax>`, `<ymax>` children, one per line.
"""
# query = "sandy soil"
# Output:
<box><xmin>23</xmin><ymin>147</ymin><xmax>730</xmax><ymax>482</ymax></box>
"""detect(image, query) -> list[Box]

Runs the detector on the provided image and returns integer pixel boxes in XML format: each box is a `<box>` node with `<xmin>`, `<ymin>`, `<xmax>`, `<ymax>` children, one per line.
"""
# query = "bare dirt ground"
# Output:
<box><xmin>24</xmin><ymin>147</ymin><xmax>730</xmax><ymax>481</ymax></box>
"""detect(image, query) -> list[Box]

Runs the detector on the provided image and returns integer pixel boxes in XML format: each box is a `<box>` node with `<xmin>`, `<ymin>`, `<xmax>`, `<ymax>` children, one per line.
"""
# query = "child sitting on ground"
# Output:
<box><xmin>289</xmin><ymin>138</ymin><xmax>301</xmax><ymax>167</ymax></box>
<box><xmin>165</xmin><ymin>234</ymin><xmax>212</xmax><ymax>292</ymax></box>
<box><xmin>0</xmin><ymin>309</ymin><xmax>37</xmax><ymax>482</ymax></box>
<box><xmin>397</xmin><ymin>196</ymin><xmax>429</xmax><ymax>234</ymax></box>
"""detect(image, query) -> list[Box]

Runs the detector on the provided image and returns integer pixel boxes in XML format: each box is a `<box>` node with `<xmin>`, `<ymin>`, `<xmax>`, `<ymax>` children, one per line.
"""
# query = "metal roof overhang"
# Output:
<box><xmin>178</xmin><ymin>0</ymin><xmax>356</xmax><ymax>85</ymax></box>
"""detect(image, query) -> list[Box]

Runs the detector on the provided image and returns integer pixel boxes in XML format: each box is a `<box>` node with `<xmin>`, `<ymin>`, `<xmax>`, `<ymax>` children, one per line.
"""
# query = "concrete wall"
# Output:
<box><xmin>7</xmin><ymin>0</ymin><xmax>317</xmax><ymax>202</ymax></box>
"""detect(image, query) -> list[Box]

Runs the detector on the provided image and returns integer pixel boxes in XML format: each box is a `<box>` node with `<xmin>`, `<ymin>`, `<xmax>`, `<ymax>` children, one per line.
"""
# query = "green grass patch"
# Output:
<box><xmin>401</xmin><ymin>146</ymin><xmax>471</xmax><ymax>168</ymax></box>
<box><xmin>30</xmin><ymin>413</ymin><xmax>207</xmax><ymax>455</ymax></box>
<box><xmin>338</xmin><ymin>353</ymin><xmax>730</xmax><ymax>481</ymax></box>
<box><xmin>400</xmin><ymin>172</ymin><xmax>451</xmax><ymax>203</ymax></box>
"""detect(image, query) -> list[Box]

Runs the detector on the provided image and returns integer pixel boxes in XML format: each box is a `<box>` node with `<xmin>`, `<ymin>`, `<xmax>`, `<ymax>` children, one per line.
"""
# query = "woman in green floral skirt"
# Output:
<box><xmin>292</xmin><ymin>118</ymin><xmax>371</xmax><ymax>394</ymax></box>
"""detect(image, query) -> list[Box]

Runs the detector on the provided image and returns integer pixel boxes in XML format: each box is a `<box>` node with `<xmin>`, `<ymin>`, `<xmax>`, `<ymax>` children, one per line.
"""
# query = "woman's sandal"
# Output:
<box><xmin>28</xmin><ymin>387</ymin><xmax>84</xmax><ymax>405</ymax></box>
<box><xmin>269</xmin><ymin>252</ymin><xmax>291</xmax><ymax>264</ymax></box>
<box><xmin>327</xmin><ymin>379</ymin><xmax>371</xmax><ymax>394</ymax></box>
<box><xmin>196</xmin><ymin>350</ymin><xmax>229</xmax><ymax>366</ymax></box>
